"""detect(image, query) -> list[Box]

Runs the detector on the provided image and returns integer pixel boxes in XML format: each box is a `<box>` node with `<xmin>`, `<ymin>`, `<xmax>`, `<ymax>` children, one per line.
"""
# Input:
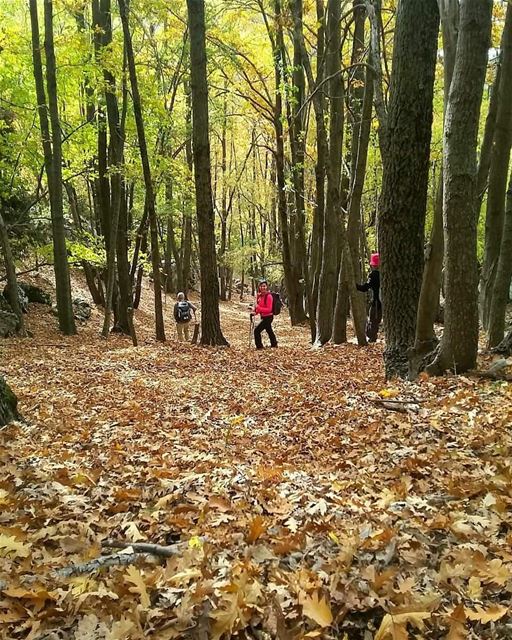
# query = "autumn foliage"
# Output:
<box><xmin>1</xmin><ymin>276</ymin><xmax>511</xmax><ymax>639</ymax></box>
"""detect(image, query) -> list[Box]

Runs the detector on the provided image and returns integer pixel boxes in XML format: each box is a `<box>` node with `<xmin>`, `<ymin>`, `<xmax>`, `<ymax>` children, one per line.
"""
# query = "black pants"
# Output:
<box><xmin>254</xmin><ymin>315</ymin><xmax>277</xmax><ymax>349</ymax></box>
<box><xmin>366</xmin><ymin>301</ymin><xmax>382</xmax><ymax>342</ymax></box>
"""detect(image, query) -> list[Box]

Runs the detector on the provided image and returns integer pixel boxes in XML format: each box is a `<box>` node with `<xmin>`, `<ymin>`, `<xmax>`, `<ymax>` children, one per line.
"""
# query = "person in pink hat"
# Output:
<box><xmin>356</xmin><ymin>252</ymin><xmax>381</xmax><ymax>342</ymax></box>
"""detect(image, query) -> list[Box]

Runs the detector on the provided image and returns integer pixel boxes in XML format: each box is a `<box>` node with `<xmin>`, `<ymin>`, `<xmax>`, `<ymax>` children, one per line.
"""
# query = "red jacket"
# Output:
<box><xmin>255</xmin><ymin>291</ymin><xmax>273</xmax><ymax>317</ymax></box>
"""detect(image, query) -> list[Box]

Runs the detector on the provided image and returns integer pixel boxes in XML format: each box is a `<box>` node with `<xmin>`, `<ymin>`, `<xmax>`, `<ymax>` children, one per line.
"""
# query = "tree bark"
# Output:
<box><xmin>186</xmin><ymin>0</ymin><xmax>228</xmax><ymax>346</ymax></box>
<box><xmin>29</xmin><ymin>0</ymin><xmax>76</xmax><ymax>335</ymax></box>
<box><xmin>315</xmin><ymin>0</ymin><xmax>344</xmax><ymax>345</ymax></box>
<box><xmin>414</xmin><ymin>0</ymin><xmax>459</xmax><ymax>355</ymax></box>
<box><xmin>0</xmin><ymin>211</ymin><xmax>26</xmax><ymax>336</ymax></box>
<box><xmin>118</xmin><ymin>0</ymin><xmax>165</xmax><ymax>341</ymax></box>
<box><xmin>379</xmin><ymin>0</ymin><xmax>439</xmax><ymax>379</ymax></box>
<box><xmin>479</xmin><ymin>2</ymin><xmax>512</xmax><ymax>331</ymax></box>
<box><xmin>334</xmin><ymin>0</ymin><xmax>368</xmax><ymax>346</ymax></box>
<box><xmin>428</xmin><ymin>0</ymin><xmax>493</xmax><ymax>375</ymax></box>
<box><xmin>487</xmin><ymin>172</ymin><xmax>512</xmax><ymax>347</ymax></box>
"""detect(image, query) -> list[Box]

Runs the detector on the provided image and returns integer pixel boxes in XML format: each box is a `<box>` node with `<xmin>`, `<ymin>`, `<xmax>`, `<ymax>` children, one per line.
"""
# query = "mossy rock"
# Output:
<box><xmin>0</xmin><ymin>376</ymin><xmax>20</xmax><ymax>426</ymax></box>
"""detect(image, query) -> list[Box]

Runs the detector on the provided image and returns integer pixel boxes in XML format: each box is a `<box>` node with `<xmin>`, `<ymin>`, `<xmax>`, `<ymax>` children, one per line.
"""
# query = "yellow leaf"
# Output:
<box><xmin>0</xmin><ymin>534</ymin><xmax>31</xmax><ymax>559</ymax></box>
<box><xmin>246</xmin><ymin>516</ymin><xmax>267</xmax><ymax>543</ymax></box>
<box><xmin>188</xmin><ymin>535</ymin><xmax>203</xmax><ymax>549</ymax></box>
<box><xmin>466</xmin><ymin>576</ymin><xmax>482</xmax><ymax>600</ymax></box>
<box><xmin>375</xmin><ymin>611</ymin><xmax>431</xmax><ymax>640</ymax></box>
<box><xmin>300</xmin><ymin>591</ymin><xmax>333</xmax><ymax>627</ymax></box>
<box><xmin>446</xmin><ymin>604</ymin><xmax>467</xmax><ymax>640</ymax></box>
<box><xmin>124</xmin><ymin>566</ymin><xmax>150</xmax><ymax>609</ymax></box>
<box><xmin>379</xmin><ymin>388</ymin><xmax>400</xmax><ymax>399</ymax></box>
<box><xmin>465</xmin><ymin>604</ymin><xmax>509</xmax><ymax>623</ymax></box>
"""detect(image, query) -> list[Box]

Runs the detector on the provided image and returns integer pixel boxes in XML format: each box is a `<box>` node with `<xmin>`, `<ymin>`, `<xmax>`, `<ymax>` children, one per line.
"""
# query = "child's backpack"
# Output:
<box><xmin>176</xmin><ymin>301</ymin><xmax>191</xmax><ymax>323</ymax></box>
<box><xmin>270</xmin><ymin>292</ymin><xmax>282</xmax><ymax>315</ymax></box>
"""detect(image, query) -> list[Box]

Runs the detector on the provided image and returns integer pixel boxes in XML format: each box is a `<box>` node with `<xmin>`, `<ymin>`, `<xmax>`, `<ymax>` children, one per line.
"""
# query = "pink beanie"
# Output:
<box><xmin>370</xmin><ymin>252</ymin><xmax>380</xmax><ymax>267</ymax></box>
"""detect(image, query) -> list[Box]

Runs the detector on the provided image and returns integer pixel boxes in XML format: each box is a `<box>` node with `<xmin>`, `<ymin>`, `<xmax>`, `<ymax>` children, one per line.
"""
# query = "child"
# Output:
<box><xmin>356</xmin><ymin>253</ymin><xmax>381</xmax><ymax>342</ymax></box>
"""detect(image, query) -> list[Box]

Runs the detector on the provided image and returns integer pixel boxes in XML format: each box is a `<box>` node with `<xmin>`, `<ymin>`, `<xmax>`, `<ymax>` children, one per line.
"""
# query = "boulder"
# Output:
<box><xmin>18</xmin><ymin>282</ymin><xmax>51</xmax><ymax>305</ymax></box>
<box><xmin>2</xmin><ymin>285</ymin><xmax>28</xmax><ymax>313</ymax></box>
<box><xmin>0</xmin><ymin>309</ymin><xmax>18</xmax><ymax>337</ymax></box>
<box><xmin>0</xmin><ymin>376</ymin><xmax>20</xmax><ymax>425</ymax></box>
<box><xmin>51</xmin><ymin>297</ymin><xmax>92</xmax><ymax>322</ymax></box>
<box><xmin>73</xmin><ymin>297</ymin><xmax>92</xmax><ymax>321</ymax></box>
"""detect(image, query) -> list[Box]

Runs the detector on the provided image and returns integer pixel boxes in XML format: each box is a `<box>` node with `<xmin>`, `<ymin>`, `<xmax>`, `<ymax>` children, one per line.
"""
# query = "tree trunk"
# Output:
<box><xmin>186</xmin><ymin>0</ymin><xmax>228</xmax><ymax>346</ymax></box>
<box><xmin>29</xmin><ymin>0</ymin><xmax>76</xmax><ymax>335</ymax></box>
<box><xmin>315</xmin><ymin>0</ymin><xmax>344</xmax><ymax>345</ymax></box>
<box><xmin>181</xmin><ymin>80</ymin><xmax>193</xmax><ymax>296</ymax></box>
<box><xmin>272</xmin><ymin>0</ymin><xmax>305</xmax><ymax>326</ymax></box>
<box><xmin>428</xmin><ymin>0</ymin><xmax>493</xmax><ymax>375</ymax></box>
<box><xmin>414</xmin><ymin>0</ymin><xmax>459</xmax><ymax>355</ymax></box>
<box><xmin>115</xmin><ymin>182</ymin><xmax>136</xmax><ymax>342</ymax></box>
<box><xmin>479</xmin><ymin>2</ymin><xmax>512</xmax><ymax>331</ymax></box>
<box><xmin>337</xmin><ymin>0</ymin><xmax>368</xmax><ymax>346</ymax></box>
<box><xmin>118</xmin><ymin>0</ymin><xmax>165</xmax><ymax>341</ymax></box>
<box><xmin>0</xmin><ymin>211</ymin><xmax>26</xmax><ymax>336</ymax></box>
<box><xmin>101</xmin><ymin>0</ymin><xmax>125</xmax><ymax>338</ymax></box>
<box><xmin>379</xmin><ymin>0</ymin><xmax>439</xmax><ymax>379</ymax></box>
<box><xmin>487</xmin><ymin>171</ymin><xmax>512</xmax><ymax>347</ymax></box>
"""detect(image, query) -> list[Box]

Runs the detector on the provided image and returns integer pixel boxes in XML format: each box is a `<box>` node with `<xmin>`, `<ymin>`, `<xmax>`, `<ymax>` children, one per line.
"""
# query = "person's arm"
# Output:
<box><xmin>356</xmin><ymin>280</ymin><xmax>371</xmax><ymax>292</ymax></box>
<box><xmin>173</xmin><ymin>303</ymin><xmax>179</xmax><ymax>322</ymax></box>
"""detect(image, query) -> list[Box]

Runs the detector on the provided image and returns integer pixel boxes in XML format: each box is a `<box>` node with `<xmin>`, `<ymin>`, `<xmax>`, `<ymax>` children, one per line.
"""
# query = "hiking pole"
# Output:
<box><xmin>249</xmin><ymin>313</ymin><xmax>254</xmax><ymax>348</ymax></box>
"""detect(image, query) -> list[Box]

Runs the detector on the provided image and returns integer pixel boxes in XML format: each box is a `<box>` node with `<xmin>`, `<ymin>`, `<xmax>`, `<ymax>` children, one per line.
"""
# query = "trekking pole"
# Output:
<box><xmin>249</xmin><ymin>313</ymin><xmax>254</xmax><ymax>348</ymax></box>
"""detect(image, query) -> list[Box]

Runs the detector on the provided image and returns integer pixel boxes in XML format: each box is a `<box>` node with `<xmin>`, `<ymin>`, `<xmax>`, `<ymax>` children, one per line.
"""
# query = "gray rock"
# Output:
<box><xmin>0</xmin><ymin>310</ymin><xmax>18</xmax><ymax>337</ymax></box>
<box><xmin>73</xmin><ymin>297</ymin><xmax>92</xmax><ymax>321</ymax></box>
<box><xmin>2</xmin><ymin>285</ymin><xmax>28</xmax><ymax>313</ymax></box>
<box><xmin>19</xmin><ymin>282</ymin><xmax>51</xmax><ymax>305</ymax></box>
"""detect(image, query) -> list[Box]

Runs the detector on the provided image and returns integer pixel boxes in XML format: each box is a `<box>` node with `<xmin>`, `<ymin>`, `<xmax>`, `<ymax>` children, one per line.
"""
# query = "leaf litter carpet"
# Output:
<box><xmin>1</xmin><ymin>282</ymin><xmax>512</xmax><ymax>639</ymax></box>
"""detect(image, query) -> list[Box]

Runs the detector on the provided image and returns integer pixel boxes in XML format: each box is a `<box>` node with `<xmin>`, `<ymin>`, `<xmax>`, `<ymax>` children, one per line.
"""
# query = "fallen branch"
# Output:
<box><xmin>53</xmin><ymin>552</ymin><xmax>157</xmax><ymax>577</ymax></box>
<box><xmin>102</xmin><ymin>539</ymin><xmax>184</xmax><ymax>557</ymax></box>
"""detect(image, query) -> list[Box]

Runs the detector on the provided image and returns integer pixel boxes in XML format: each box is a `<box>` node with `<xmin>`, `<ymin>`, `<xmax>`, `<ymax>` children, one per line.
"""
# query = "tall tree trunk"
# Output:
<box><xmin>181</xmin><ymin>81</ymin><xmax>194</xmax><ymax>296</ymax></box>
<box><xmin>186</xmin><ymin>0</ymin><xmax>228</xmax><ymax>346</ymax></box>
<box><xmin>428</xmin><ymin>0</ymin><xmax>493</xmax><ymax>375</ymax></box>
<box><xmin>314</xmin><ymin>0</ymin><xmax>344</xmax><ymax>345</ymax></box>
<box><xmin>29</xmin><ymin>0</ymin><xmax>76</xmax><ymax>335</ymax></box>
<box><xmin>379</xmin><ymin>0</ymin><xmax>439</xmax><ymax>379</ymax></box>
<box><xmin>289</xmin><ymin>0</ymin><xmax>311</xmax><ymax>326</ymax></box>
<box><xmin>116</xmin><ymin>181</ymin><xmax>136</xmax><ymax>343</ymax></box>
<box><xmin>272</xmin><ymin>0</ymin><xmax>305</xmax><ymax>325</ymax></box>
<box><xmin>414</xmin><ymin>0</ymin><xmax>459</xmax><ymax>354</ymax></box>
<box><xmin>0</xmin><ymin>211</ymin><xmax>26</xmax><ymax>336</ymax></box>
<box><xmin>101</xmin><ymin>0</ymin><xmax>125</xmax><ymax>338</ymax></box>
<box><xmin>118</xmin><ymin>0</ymin><xmax>165</xmax><ymax>341</ymax></box>
<box><xmin>479</xmin><ymin>2</ymin><xmax>512</xmax><ymax>331</ymax></box>
<box><xmin>333</xmin><ymin>0</ymin><xmax>368</xmax><ymax>346</ymax></box>
<box><xmin>487</xmin><ymin>170</ymin><xmax>512</xmax><ymax>347</ymax></box>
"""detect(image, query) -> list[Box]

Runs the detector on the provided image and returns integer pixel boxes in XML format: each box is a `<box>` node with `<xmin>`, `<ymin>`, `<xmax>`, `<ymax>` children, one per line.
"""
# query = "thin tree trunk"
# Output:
<box><xmin>29</xmin><ymin>0</ymin><xmax>76</xmax><ymax>335</ymax></box>
<box><xmin>181</xmin><ymin>81</ymin><xmax>193</xmax><ymax>296</ymax></box>
<box><xmin>334</xmin><ymin>0</ymin><xmax>368</xmax><ymax>346</ymax></box>
<box><xmin>186</xmin><ymin>0</ymin><xmax>228</xmax><ymax>346</ymax></box>
<box><xmin>480</xmin><ymin>2</ymin><xmax>512</xmax><ymax>331</ymax></box>
<box><xmin>379</xmin><ymin>0</ymin><xmax>439</xmax><ymax>378</ymax></box>
<box><xmin>0</xmin><ymin>211</ymin><xmax>26</xmax><ymax>336</ymax></box>
<box><xmin>118</xmin><ymin>0</ymin><xmax>165</xmax><ymax>341</ymax></box>
<box><xmin>487</xmin><ymin>171</ymin><xmax>512</xmax><ymax>347</ymax></box>
<box><xmin>414</xmin><ymin>0</ymin><xmax>459</xmax><ymax>354</ymax></box>
<box><xmin>315</xmin><ymin>0</ymin><xmax>344</xmax><ymax>345</ymax></box>
<box><xmin>428</xmin><ymin>0</ymin><xmax>493</xmax><ymax>375</ymax></box>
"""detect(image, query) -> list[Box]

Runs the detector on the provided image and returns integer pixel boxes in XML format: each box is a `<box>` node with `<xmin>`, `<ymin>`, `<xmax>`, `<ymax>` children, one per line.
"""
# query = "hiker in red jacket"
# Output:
<box><xmin>249</xmin><ymin>280</ymin><xmax>278</xmax><ymax>349</ymax></box>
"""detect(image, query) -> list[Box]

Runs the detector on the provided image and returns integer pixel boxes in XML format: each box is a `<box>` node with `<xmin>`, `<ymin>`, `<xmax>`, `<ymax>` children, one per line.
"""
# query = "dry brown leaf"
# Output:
<box><xmin>124</xmin><ymin>566</ymin><xmax>151</xmax><ymax>609</ymax></box>
<box><xmin>299</xmin><ymin>591</ymin><xmax>333</xmax><ymax>627</ymax></box>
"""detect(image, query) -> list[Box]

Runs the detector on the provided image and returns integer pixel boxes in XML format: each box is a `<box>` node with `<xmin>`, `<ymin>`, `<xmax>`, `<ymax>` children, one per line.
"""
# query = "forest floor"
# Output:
<box><xmin>1</xmin><ymin>273</ymin><xmax>512</xmax><ymax>640</ymax></box>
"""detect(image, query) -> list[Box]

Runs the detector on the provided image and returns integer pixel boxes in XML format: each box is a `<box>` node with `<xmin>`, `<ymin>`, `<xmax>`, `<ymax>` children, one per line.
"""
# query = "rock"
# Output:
<box><xmin>0</xmin><ymin>376</ymin><xmax>20</xmax><ymax>426</ymax></box>
<box><xmin>51</xmin><ymin>297</ymin><xmax>92</xmax><ymax>322</ymax></box>
<box><xmin>2</xmin><ymin>285</ymin><xmax>28</xmax><ymax>313</ymax></box>
<box><xmin>73</xmin><ymin>297</ymin><xmax>92</xmax><ymax>321</ymax></box>
<box><xmin>18</xmin><ymin>282</ymin><xmax>51</xmax><ymax>305</ymax></box>
<box><xmin>0</xmin><ymin>296</ymin><xmax>12</xmax><ymax>313</ymax></box>
<box><xmin>0</xmin><ymin>310</ymin><xmax>18</xmax><ymax>337</ymax></box>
